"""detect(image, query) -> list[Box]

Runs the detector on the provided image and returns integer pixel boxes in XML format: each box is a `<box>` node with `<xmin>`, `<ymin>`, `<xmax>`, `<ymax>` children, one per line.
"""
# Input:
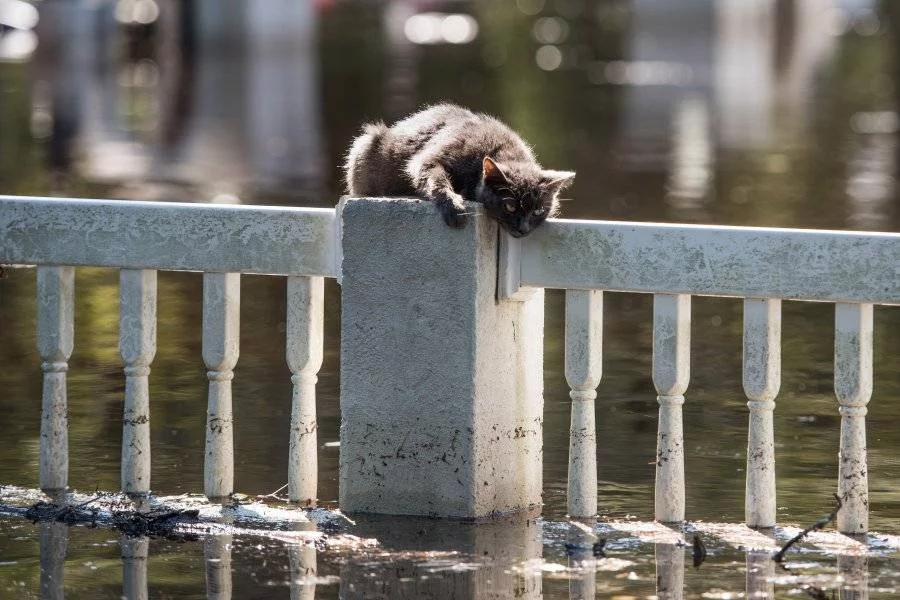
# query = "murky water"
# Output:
<box><xmin>1</xmin><ymin>1</ymin><xmax>900</xmax><ymax>597</ymax></box>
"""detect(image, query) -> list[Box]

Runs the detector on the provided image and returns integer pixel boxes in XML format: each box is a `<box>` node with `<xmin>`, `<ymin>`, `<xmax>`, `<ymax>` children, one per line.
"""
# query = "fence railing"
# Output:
<box><xmin>1</xmin><ymin>195</ymin><xmax>338</xmax><ymax>505</ymax></box>
<box><xmin>501</xmin><ymin>219</ymin><xmax>900</xmax><ymax>532</ymax></box>
<box><xmin>3</xmin><ymin>195</ymin><xmax>899</xmax><ymax>533</ymax></box>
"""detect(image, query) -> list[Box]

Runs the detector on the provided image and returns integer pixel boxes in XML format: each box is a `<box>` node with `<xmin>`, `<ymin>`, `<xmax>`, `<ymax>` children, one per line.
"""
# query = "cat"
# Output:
<box><xmin>344</xmin><ymin>103</ymin><xmax>575</xmax><ymax>238</ymax></box>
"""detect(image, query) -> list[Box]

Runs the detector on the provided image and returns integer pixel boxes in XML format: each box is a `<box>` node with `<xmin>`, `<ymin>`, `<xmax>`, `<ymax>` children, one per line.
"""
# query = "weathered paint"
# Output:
<box><xmin>37</xmin><ymin>266</ymin><xmax>74</xmax><ymax>494</ymax></box>
<box><xmin>834</xmin><ymin>302</ymin><xmax>873</xmax><ymax>533</ymax></box>
<box><xmin>742</xmin><ymin>298</ymin><xmax>780</xmax><ymax>528</ymax></box>
<box><xmin>202</xmin><ymin>273</ymin><xmax>241</xmax><ymax>500</ymax></box>
<box><xmin>652</xmin><ymin>293</ymin><xmax>690</xmax><ymax>523</ymax></box>
<box><xmin>339</xmin><ymin>199</ymin><xmax>543</xmax><ymax>518</ymax></box>
<box><xmin>564</xmin><ymin>289</ymin><xmax>603</xmax><ymax>518</ymax></box>
<box><xmin>519</xmin><ymin>219</ymin><xmax>900</xmax><ymax>304</ymax></box>
<box><xmin>286</xmin><ymin>275</ymin><xmax>324</xmax><ymax>506</ymax></box>
<box><xmin>0</xmin><ymin>195</ymin><xmax>337</xmax><ymax>276</ymax></box>
<box><xmin>119</xmin><ymin>269</ymin><xmax>157</xmax><ymax>496</ymax></box>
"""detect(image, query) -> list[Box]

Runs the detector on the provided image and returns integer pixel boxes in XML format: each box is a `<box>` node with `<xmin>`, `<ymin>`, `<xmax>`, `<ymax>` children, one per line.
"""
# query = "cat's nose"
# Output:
<box><xmin>516</xmin><ymin>219</ymin><xmax>532</xmax><ymax>236</ymax></box>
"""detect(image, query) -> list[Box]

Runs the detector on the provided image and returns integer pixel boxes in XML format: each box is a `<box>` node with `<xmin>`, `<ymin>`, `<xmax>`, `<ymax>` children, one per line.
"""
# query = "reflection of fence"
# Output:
<box><xmin>0</xmin><ymin>196</ymin><xmax>338</xmax><ymax>505</ymax></box>
<box><xmin>2</xmin><ymin>195</ymin><xmax>899</xmax><ymax>534</ymax></box>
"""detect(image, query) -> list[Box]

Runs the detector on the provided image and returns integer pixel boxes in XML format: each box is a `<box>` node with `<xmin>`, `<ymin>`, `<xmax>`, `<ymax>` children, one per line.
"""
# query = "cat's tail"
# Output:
<box><xmin>344</xmin><ymin>122</ymin><xmax>389</xmax><ymax>195</ymax></box>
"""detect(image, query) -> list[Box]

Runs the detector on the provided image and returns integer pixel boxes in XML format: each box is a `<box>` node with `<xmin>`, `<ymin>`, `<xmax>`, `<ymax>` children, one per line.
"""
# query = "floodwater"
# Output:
<box><xmin>1</xmin><ymin>0</ymin><xmax>900</xmax><ymax>597</ymax></box>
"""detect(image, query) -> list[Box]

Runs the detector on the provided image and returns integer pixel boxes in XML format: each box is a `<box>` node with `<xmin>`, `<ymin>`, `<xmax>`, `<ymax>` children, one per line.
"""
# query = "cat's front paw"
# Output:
<box><xmin>440</xmin><ymin>204</ymin><xmax>469</xmax><ymax>229</ymax></box>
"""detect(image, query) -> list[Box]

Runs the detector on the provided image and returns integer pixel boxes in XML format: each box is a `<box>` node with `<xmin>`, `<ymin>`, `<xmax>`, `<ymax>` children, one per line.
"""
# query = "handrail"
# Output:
<box><xmin>0</xmin><ymin>195</ymin><xmax>339</xmax><ymax>277</ymax></box>
<box><xmin>510</xmin><ymin>218</ymin><xmax>900</xmax><ymax>304</ymax></box>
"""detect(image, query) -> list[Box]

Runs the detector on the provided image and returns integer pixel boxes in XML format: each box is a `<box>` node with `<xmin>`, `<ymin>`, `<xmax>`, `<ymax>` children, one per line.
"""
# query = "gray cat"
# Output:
<box><xmin>344</xmin><ymin>103</ymin><xmax>575</xmax><ymax>237</ymax></box>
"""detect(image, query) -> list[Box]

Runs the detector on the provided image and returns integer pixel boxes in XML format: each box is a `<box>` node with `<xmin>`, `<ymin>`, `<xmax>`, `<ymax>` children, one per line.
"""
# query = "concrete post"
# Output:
<box><xmin>339</xmin><ymin>198</ymin><xmax>544</xmax><ymax>518</ymax></box>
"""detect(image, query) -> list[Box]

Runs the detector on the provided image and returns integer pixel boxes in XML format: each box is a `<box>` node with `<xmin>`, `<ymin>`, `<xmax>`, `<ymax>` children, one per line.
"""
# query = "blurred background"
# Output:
<box><xmin>1</xmin><ymin>0</ymin><xmax>900</xmax><ymax>527</ymax></box>
<box><xmin>1</xmin><ymin>0</ymin><xmax>898</xmax><ymax>232</ymax></box>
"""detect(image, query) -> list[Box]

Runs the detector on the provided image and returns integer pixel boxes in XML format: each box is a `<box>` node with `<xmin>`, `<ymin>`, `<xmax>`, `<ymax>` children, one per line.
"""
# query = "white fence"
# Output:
<box><xmin>1</xmin><ymin>195</ymin><xmax>338</xmax><ymax>505</ymax></box>
<box><xmin>2</xmin><ymin>195</ymin><xmax>899</xmax><ymax>533</ymax></box>
<box><xmin>501</xmin><ymin>218</ymin><xmax>899</xmax><ymax>532</ymax></box>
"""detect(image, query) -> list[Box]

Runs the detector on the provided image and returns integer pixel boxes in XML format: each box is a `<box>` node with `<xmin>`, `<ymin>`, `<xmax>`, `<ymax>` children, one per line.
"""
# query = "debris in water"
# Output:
<box><xmin>773</xmin><ymin>494</ymin><xmax>842</xmax><ymax>564</ymax></box>
<box><xmin>691</xmin><ymin>533</ymin><xmax>707</xmax><ymax>568</ymax></box>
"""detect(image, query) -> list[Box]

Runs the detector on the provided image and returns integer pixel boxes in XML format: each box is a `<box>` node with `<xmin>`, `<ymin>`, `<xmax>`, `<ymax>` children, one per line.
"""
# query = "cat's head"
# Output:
<box><xmin>476</xmin><ymin>156</ymin><xmax>575</xmax><ymax>238</ymax></box>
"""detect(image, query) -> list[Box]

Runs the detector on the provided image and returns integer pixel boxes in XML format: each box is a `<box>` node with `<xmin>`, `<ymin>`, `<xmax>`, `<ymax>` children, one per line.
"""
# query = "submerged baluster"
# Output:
<box><xmin>564</xmin><ymin>289</ymin><xmax>602</xmax><ymax>518</ymax></box>
<box><xmin>120</xmin><ymin>269</ymin><xmax>157</xmax><ymax>496</ymax></box>
<box><xmin>287</xmin><ymin>276</ymin><xmax>324</xmax><ymax>506</ymax></box>
<box><xmin>654</xmin><ymin>542</ymin><xmax>684</xmax><ymax>600</ymax></box>
<box><xmin>121</xmin><ymin>535</ymin><xmax>149</xmax><ymax>600</ymax></box>
<box><xmin>834</xmin><ymin>302</ymin><xmax>873</xmax><ymax>534</ymax></box>
<box><xmin>203</xmin><ymin>272</ymin><xmax>240</xmax><ymax>500</ymax></box>
<box><xmin>289</xmin><ymin>522</ymin><xmax>318</xmax><ymax>600</ymax></box>
<box><xmin>205</xmin><ymin>534</ymin><xmax>233</xmax><ymax>600</ymax></box>
<box><xmin>742</xmin><ymin>298</ymin><xmax>781</xmax><ymax>528</ymax></box>
<box><xmin>37</xmin><ymin>266</ymin><xmax>74</xmax><ymax>494</ymax></box>
<box><xmin>40</xmin><ymin>521</ymin><xmax>68</xmax><ymax>600</ymax></box>
<box><xmin>652</xmin><ymin>293</ymin><xmax>690</xmax><ymax>523</ymax></box>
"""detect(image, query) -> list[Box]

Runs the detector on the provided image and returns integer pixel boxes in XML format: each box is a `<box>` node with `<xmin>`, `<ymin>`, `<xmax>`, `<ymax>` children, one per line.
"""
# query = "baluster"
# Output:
<box><xmin>652</xmin><ymin>293</ymin><xmax>690</xmax><ymax>523</ymax></box>
<box><xmin>742</xmin><ymin>298</ymin><xmax>781</xmax><ymax>528</ymax></box>
<box><xmin>203</xmin><ymin>272</ymin><xmax>240</xmax><ymax>500</ymax></box>
<box><xmin>286</xmin><ymin>276</ymin><xmax>324</xmax><ymax>505</ymax></box>
<box><xmin>834</xmin><ymin>302</ymin><xmax>873</xmax><ymax>534</ymax></box>
<box><xmin>564</xmin><ymin>289</ymin><xmax>603</xmax><ymax>518</ymax></box>
<box><xmin>120</xmin><ymin>269</ymin><xmax>157</xmax><ymax>496</ymax></box>
<box><xmin>37</xmin><ymin>266</ymin><xmax>74</xmax><ymax>494</ymax></box>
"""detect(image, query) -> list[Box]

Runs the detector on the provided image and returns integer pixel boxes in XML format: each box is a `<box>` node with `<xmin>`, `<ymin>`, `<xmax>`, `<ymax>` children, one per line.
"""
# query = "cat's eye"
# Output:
<box><xmin>503</xmin><ymin>199</ymin><xmax>517</xmax><ymax>213</ymax></box>
<box><xmin>533</xmin><ymin>208</ymin><xmax>546</xmax><ymax>216</ymax></box>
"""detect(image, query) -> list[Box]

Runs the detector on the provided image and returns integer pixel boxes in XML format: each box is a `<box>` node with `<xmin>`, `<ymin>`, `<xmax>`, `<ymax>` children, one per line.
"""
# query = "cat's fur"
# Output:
<box><xmin>344</xmin><ymin>103</ymin><xmax>575</xmax><ymax>237</ymax></box>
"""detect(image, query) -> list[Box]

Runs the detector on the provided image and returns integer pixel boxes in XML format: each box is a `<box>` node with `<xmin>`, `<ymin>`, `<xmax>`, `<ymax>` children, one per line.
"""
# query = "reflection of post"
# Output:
<box><xmin>121</xmin><ymin>536</ymin><xmax>150</xmax><ymax>600</ymax></box>
<box><xmin>714</xmin><ymin>0</ymin><xmax>775</xmax><ymax>149</ymax></box>
<box><xmin>382</xmin><ymin>0</ymin><xmax>419</xmax><ymax>117</ymax></box>
<box><xmin>288</xmin><ymin>523</ymin><xmax>318</xmax><ymax>600</ymax></box>
<box><xmin>205</xmin><ymin>535</ymin><xmax>233</xmax><ymax>600</ymax></box>
<box><xmin>666</xmin><ymin>94</ymin><xmax>712</xmax><ymax>213</ymax></box>
<box><xmin>745</xmin><ymin>550</ymin><xmax>774</xmax><ymax>600</ymax></box>
<box><xmin>339</xmin><ymin>513</ymin><xmax>543</xmax><ymax>598</ymax></box>
<box><xmin>837</xmin><ymin>553</ymin><xmax>868</xmax><ymax>600</ymax></box>
<box><xmin>39</xmin><ymin>521</ymin><xmax>68</xmax><ymax>600</ymax></box>
<box><xmin>246</xmin><ymin>0</ymin><xmax>324</xmax><ymax>195</ymax></box>
<box><xmin>654</xmin><ymin>543</ymin><xmax>684</xmax><ymax>600</ymax></box>
<box><xmin>566</xmin><ymin>523</ymin><xmax>596</xmax><ymax>600</ymax></box>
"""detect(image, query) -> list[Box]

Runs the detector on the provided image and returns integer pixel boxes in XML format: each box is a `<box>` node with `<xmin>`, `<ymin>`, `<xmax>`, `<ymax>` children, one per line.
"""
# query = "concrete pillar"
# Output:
<box><xmin>339</xmin><ymin>198</ymin><xmax>544</xmax><ymax>518</ymax></box>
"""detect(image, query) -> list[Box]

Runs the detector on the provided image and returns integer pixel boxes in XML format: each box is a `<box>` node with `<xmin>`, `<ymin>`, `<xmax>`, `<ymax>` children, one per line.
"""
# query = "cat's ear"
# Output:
<box><xmin>540</xmin><ymin>170</ymin><xmax>576</xmax><ymax>195</ymax></box>
<box><xmin>482</xmin><ymin>156</ymin><xmax>509</xmax><ymax>186</ymax></box>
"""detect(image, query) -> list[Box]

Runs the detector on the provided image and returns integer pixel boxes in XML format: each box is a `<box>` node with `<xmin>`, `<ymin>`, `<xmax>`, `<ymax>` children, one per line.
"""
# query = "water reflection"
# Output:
<box><xmin>289</xmin><ymin>535</ymin><xmax>317</xmax><ymax>600</ymax></box>
<box><xmin>339</xmin><ymin>513</ymin><xmax>543</xmax><ymax>599</ymax></box>
<box><xmin>39</xmin><ymin>521</ymin><xmax>66</xmax><ymax>600</ymax></box>
<box><xmin>121</xmin><ymin>535</ymin><xmax>149</xmax><ymax>600</ymax></box>
<box><xmin>24</xmin><ymin>508</ymin><xmax>890</xmax><ymax>599</ymax></box>
<box><xmin>205</xmin><ymin>534</ymin><xmax>233</xmax><ymax>600</ymax></box>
